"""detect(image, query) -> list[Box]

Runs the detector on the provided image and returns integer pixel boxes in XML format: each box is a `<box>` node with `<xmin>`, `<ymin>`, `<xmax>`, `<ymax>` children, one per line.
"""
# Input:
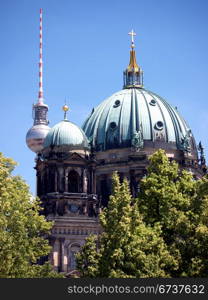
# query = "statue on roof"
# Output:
<box><xmin>131</xmin><ymin>124</ymin><xmax>144</xmax><ymax>152</ymax></box>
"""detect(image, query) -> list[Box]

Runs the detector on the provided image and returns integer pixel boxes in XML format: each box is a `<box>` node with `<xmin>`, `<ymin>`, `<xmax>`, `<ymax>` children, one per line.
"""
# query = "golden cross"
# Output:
<box><xmin>128</xmin><ymin>29</ymin><xmax>136</xmax><ymax>47</ymax></box>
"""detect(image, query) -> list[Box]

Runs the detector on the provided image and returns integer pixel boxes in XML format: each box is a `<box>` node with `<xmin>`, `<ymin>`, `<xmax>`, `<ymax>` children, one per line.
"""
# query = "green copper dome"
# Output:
<box><xmin>44</xmin><ymin>120</ymin><xmax>89</xmax><ymax>150</ymax></box>
<box><xmin>82</xmin><ymin>31</ymin><xmax>198</xmax><ymax>154</ymax></box>
<box><xmin>82</xmin><ymin>88</ymin><xmax>197</xmax><ymax>153</ymax></box>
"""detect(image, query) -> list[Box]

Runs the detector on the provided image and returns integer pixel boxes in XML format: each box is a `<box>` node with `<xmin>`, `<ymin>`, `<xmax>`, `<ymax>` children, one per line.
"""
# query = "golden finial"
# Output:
<box><xmin>123</xmin><ymin>29</ymin><xmax>143</xmax><ymax>88</ymax></box>
<box><xmin>128</xmin><ymin>29</ymin><xmax>136</xmax><ymax>49</ymax></box>
<box><xmin>62</xmin><ymin>104</ymin><xmax>69</xmax><ymax>120</ymax></box>
<box><xmin>127</xmin><ymin>29</ymin><xmax>139</xmax><ymax>72</ymax></box>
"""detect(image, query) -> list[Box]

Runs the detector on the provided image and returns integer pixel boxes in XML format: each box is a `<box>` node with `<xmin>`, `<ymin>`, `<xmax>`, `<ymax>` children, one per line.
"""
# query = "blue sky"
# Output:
<box><xmin>1</xmin><ymin>0</ymin><xmax>208</xmax><ymax>195</ymax></box>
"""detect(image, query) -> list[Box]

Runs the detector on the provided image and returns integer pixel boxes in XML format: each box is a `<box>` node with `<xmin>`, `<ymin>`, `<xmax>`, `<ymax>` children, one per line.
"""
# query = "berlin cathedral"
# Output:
<box><xmin>26</xmin><ymin>11</ymin><xmax>206</xmax><ymax>275</ymax></box>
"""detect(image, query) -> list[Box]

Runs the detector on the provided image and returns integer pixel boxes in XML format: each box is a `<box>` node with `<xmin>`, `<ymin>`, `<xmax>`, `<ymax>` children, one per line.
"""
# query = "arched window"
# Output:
<box><xmin>48</xmin><ymin>169</ymin><xmax>56</xmax><ymax>193</ymax></box>
<box><xmin>68</xmin><ymin>170</ymin><xmax>79</xmax><ymax>193</ymax></box>
<box><xmin>100</xmin><ymin>176</ymin><xmax>110</xmax><ymax>207</ymax></box>
<box><xmin>43</xmin><ymin>171</ymin><xmax>48</xmax><ymax>194</ymax></box>
<box><xmin>69</xmin><ymin>244</ymin><xmax>80</xmax><ymax>270</ymax></box>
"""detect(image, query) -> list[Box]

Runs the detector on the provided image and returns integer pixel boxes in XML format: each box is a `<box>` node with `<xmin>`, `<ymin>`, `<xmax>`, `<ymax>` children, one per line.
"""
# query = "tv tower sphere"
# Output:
<box><xmin>26</xmin><ymin>111</ymin><xmax>50</xmax><ymax>153</ymax></box>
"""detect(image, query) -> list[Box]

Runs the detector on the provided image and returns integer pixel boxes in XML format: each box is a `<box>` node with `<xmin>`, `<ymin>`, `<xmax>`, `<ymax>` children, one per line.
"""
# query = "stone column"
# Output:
<box><xmin>52</xmin><ymin>238</ymin><xmax>59</xmax><ymax>272</ymax></box>
<box><xmin>93</xmin><ymin>169</ymin><xmax>96</xmax><ymax>194</ymax></box>
<box><xmin>88</xmin><ymin>168</ymin><xmax>91</xmax><ymax>194</ymax></box>
<box><xmin>65</xmin><ymin>167</ymin><xmax>68</xmax><ymax>192</ymax></box>
<box><xmin>58</xmin><ymin>167</ymin><xmax>64</xmax><ymax>193</ymax></box>
<box><xmin>91</xmin><ymin>168</ymin><xmax>96</xmax><ymax>194</ymax></box>
<box><xmin>48</xmin><ymin>236</ymin><xmax>56</xmax><ymax>266</ymax></box>
<box><xmin>55</xmin><ymin>169</ymin><xmax>58</xmax><ymax>192</ymax></box>
<box><xmin>59</xmin><ymin>237</ymin><xmax>65</xmax><ymax>272</ymax></box>
<box><xmin>83</xmin><ymin>169</ymin><xmax>88</xmax><ymax>193</ymax></box>
<box><xmin>63</xmin><ymin>244</ymin><xmax>68</xmax><ymax>273</ymax></box>
<box><xmin>45</xmin><ymin>167</ymin><xmax>49</xmax><ymax>194</ymax></box>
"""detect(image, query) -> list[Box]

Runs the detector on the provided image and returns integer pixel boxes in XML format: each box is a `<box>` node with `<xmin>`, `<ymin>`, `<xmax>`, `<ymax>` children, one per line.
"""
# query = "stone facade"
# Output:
<box><xmin>36</xmin><ymin>148</ymin><xmax>101</xmax><ymax>274</ymax></box>
<box><xmin>35</xmin><ymin>137</ymin><xmax>205</xmax><ymax>274</ymax></box>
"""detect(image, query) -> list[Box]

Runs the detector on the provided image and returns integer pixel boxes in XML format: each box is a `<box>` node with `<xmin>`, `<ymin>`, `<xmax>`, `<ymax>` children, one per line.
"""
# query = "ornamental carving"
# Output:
<box><xmin>131</xmin><ymin>125</ymin><xmax>144</xmax><ymax>152</ymax></box>
<box><xmin>179</xmin><ymin>130</ymin><xmax>191</xmax><ymax>153</ymax></box>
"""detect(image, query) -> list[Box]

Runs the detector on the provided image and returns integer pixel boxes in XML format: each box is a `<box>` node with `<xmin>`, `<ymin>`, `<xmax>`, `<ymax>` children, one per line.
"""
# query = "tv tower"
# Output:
<box><xmin>26</xmin><ymin>8</ymin><xmax>50</xmax><ymax>153</ymax></box>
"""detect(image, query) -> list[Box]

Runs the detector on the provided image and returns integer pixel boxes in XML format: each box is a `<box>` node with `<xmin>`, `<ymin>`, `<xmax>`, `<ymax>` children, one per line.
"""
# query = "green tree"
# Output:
<box><xmin>77</xmin><ymin>172</ymin><xmax>177</xmax><ymax>277</ymax></box>
<box><xmin>138</xmin><ymin>149</ymin><xmax>208</xmax><ymax>277</ymax></box>
<box><xmin>76</xmin><ymin>235</ymin><xmax>100</xmax><ymax>278</ymax></box>
<box><xmin>0</xmin><ymin>152</ymin><xmax>62</xmax><ymax>278</ymax></box>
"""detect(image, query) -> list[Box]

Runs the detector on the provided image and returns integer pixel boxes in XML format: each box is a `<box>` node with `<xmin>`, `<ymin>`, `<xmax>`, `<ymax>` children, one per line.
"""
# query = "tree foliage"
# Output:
<box><xmin>138</xmin><ymin>149</ymin><xmax>208</xmax><ymax>277</ymax></box>
<box><xmin>77</xmin><ymin>150</ymin><xmax>208</xmax><ymax>277</ymax></box>
<box><xmin>0</xmin><ymin>152</ymin><xmax>62</xmax><ymax>278</ymax></box>
<box><xmin>76</xmin><ymin>235</ymin><xmax>100</xmax><ymax>278</ymax></box>
<box><xmin>77</xmin><ymin>172</ymin><xmax>177</xmax><ymax>277</ymax></box>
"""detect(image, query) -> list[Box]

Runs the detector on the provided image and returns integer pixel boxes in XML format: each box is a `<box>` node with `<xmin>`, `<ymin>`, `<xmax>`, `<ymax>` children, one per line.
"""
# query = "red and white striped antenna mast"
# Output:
<box><xmin>38</xmin><ymin>8</ymin><xmax>44</xmax><ymax>104</ymax></box>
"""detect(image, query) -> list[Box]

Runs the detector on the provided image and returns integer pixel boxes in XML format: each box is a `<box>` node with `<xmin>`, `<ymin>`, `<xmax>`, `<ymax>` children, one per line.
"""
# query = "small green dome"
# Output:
<box><xmin>82</xmin><ymin>88</ymin><xmax>197</xmax><ymax>154</ymax></box>
<box><xmin>44</xmin><ymin>120</ymin><xmax>89</xmax><ymax>150</ymax></box>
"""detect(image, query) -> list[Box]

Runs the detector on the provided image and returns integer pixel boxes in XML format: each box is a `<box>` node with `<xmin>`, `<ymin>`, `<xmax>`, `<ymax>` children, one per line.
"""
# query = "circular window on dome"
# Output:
<box><xmin>150</xmin><ymin>99</ymin><xmax>157</xmax><ymax>106</ymax></box>
<box><xmin>113</xmin><ymin>100</ymin><xmax>121</xmax><ymax>108</ymax></box>
<box><xmin>155</xmin><ymin>121</ymin><xmax>164</xmax><ymax>130</ymax></box>
<box><xmin>110</xmin><ymin>122</ymin><xmax>117</xmax><ymax>130</ymax></box>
